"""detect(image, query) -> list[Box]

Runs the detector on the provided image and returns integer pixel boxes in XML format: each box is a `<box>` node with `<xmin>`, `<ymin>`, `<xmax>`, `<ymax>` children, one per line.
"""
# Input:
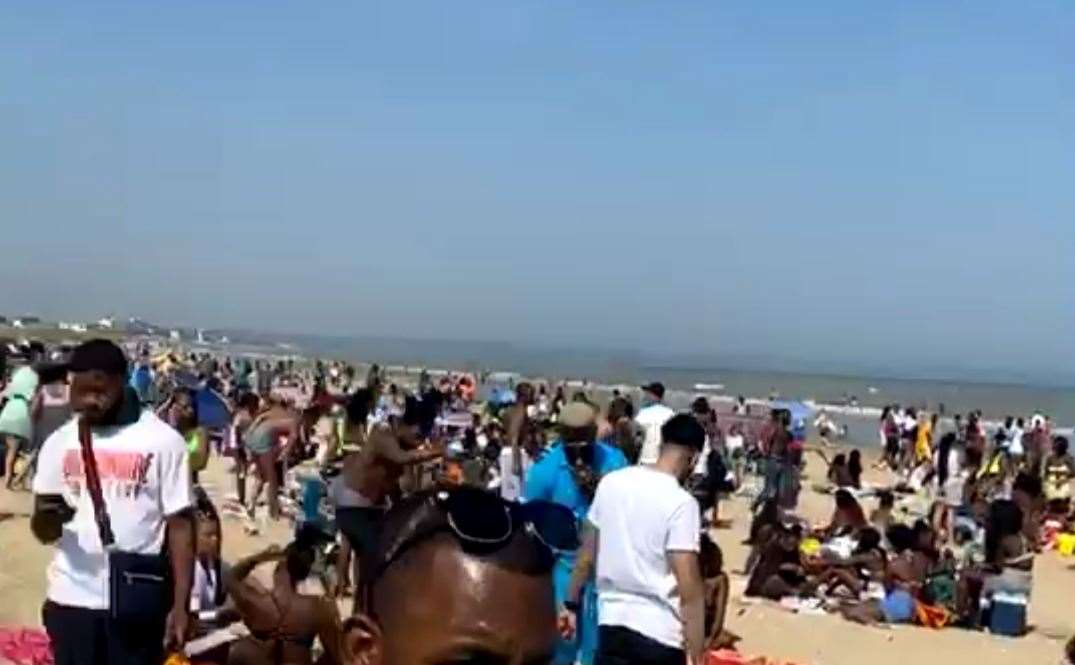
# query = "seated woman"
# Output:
<box><xmin>740</xmin><ymin>499</ymin><xmax>782</xmax><ymax>576</ymax></box>
<box><xmin>744</xmin><ymin>524</ymin><xmax>808</xmax><ymax>600</ymax></box>
<box><xmin>814</xmin><ymin>528</ymin><xmax>887</xmax><ymax>599</ymax></box>
<box><xmin>1043</xmin><ymin>436</ymin><xmax>1075</xmax><ymax>516</ymax></box>
<box><xmin>808</xmin><ymin>449</ymin><xmax>852</xmax><ymax>492</ymax></box>
<box><xmin>847</xmin><ymin>450</ymin><xmax>864</xmax><ymax>490</ymax></box>
<box><xmin>953</xmin><ymin>499</ymin><xmax>1033</xmax><ymax>625</ymax></box>
<box><xmin>700</xmin><ymin>534</ymin><xmax>737</xmax><ymax>650</ymax></box>
<box><xmin>981</xmin><ymin>499</ymin><xmax>1033</xmax><ymax>598</ymax></box>
<box><xmin>819</xmin><ymin>490</ymin><xmax>869</xmax><ymax>540</ymax></box>
<box><xmin>827</xmin><ymin>454</ymin><xmax>853</xmax><ymax>488</ymax></box>
<box><xmin>226</xmin><ymin>528</ymin><xmax>343</xmax><ymax>665</ymax></box>
<box><xmin>1010</xmin><ymin>473</ymin><xmax>1043</xmax><ymax>552</ymax></box>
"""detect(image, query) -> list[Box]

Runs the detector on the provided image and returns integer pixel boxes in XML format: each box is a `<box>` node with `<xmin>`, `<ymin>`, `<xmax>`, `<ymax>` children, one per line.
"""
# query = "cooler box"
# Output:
<box><xmin>987</xmin><ymin>591</ymin><xmax>1027</xmax><ymax>637</ymax></box>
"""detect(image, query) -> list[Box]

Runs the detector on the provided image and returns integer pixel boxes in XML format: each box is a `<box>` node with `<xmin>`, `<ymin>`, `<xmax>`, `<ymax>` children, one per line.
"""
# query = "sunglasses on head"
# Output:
<box><xmin>371</xmin><ymin>488</ymin><xmax>580</xmax><ymax>589</ymax></box>
<box><xmin>438</xmin><ymin>489</ymin><xmax>580</xmax><ymax>553</ymax></box>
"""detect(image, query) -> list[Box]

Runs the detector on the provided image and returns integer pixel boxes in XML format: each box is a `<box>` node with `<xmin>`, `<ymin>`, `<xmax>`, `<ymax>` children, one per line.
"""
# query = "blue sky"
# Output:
<box><xmin>1</xmin><ymin>2</ymin><xmax>1072</xmax><ymax>382</ymax></box>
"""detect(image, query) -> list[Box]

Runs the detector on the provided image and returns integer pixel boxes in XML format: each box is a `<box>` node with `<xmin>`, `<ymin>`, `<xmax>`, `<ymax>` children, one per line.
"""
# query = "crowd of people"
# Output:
<box><xmin>0</xmin><ymin>338</ymin><xmax>1072</xmax><ymax>664</ymax></box>
<box><xmin>738</xmin><ymin>403</ymin><xmax>1075</xmax><ymax>635</ymax></box>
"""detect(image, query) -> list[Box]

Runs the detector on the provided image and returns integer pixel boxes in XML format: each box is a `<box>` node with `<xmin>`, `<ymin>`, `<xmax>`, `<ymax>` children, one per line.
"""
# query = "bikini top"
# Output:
<box><xmin>251</xmin><ymin>590</ymin><xmax>317</xmax><ymax>665</ymax></box>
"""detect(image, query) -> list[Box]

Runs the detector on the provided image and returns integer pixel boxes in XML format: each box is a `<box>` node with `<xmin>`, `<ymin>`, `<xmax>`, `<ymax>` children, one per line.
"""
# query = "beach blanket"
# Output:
<box><xmin>703</xmin><ymin>649</ymin><xmax>802</xmax><ymax>665</ymax></box>
<box><xmin>0</xmin><ymin>627</ymin><xmax>52</xmax><ymax>665</ymax></box>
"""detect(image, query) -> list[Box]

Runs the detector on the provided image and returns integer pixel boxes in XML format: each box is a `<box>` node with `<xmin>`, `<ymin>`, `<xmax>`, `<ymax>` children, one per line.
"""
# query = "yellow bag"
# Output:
<box><xmin>800</xmin><ymin>537</ymin><xmax>822</xmax><ymax>557</ymax></box>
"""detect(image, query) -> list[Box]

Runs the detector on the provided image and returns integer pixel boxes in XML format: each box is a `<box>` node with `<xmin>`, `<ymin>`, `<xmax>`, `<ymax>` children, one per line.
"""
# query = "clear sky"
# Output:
<box><xmin>2</xmin><ymin>2</ymin><xmax>1072</xmax><ymax>382</ymax></box>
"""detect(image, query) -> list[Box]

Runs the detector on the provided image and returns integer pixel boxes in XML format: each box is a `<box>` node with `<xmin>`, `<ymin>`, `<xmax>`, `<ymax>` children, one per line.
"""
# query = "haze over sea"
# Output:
<box><xmin>286</xmin><ymin>333</ymin><xmax>1075</xmax><ymax>425</ymax></box>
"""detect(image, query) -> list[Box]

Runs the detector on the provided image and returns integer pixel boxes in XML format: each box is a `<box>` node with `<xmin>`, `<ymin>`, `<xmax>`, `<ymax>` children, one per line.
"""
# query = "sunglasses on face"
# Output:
<box><xmin>563</xmin><ymin>442</ymin><xmax>595</xmax><ymax>467</ymax></box>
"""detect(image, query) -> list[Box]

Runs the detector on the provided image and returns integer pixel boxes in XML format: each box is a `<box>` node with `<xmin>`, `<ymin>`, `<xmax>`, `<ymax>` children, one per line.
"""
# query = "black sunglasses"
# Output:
<box><xmin>372</xmin><ymin>489</ymin><xmax>580</xmax><ymax>589</ymax></box>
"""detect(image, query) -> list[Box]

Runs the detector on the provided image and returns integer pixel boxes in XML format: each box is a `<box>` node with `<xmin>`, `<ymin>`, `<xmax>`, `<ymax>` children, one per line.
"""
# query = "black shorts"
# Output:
<box><xmin>336</xmin><ymin>506</ymin><xmax>385</xmax><ymax>553</ymax></box>
<box><xmin>43</xmin><ymin>601</ymin><xmax>165</xmax><ymax>665</ymax></box>
<box><xmin>885</xmin><ymin>436</ymin><xmax>900</xmax><ymax>457</ymax></box>
<box><xmin>595</xmin><ymin>625</ymin><xmax>684</xmax><ymax>665</ymax></box>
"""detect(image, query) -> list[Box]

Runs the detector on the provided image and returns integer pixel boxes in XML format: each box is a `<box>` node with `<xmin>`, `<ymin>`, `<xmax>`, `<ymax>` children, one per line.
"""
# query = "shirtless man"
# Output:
<box><xmin>336</xmin><ymin>398</ymin><xmax>442</xmax><ymax>611</ymax></box>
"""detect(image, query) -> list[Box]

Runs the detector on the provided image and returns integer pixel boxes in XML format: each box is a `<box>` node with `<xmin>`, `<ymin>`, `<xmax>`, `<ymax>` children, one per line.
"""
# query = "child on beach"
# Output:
<box><xmin>701</xmin><ymin>534</ymin><xmax>737</xmax><ymax>650</ymax></box>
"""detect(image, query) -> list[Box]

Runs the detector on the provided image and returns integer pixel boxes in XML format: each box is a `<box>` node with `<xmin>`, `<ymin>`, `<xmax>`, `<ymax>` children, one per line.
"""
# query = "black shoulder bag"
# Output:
<box><xmin>78</xmin><ymin>417</ymin><xmax>174</xmax><ymax>624</ymax></box>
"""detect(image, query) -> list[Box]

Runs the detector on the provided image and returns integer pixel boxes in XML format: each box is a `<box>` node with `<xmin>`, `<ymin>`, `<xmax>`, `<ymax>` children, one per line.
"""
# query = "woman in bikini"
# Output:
<box><xmin>226</xmin><ymin>530</ymin><xmax>342</xmax><ymax>665</ymax></box>
<box><xmin>245</xmin><ymin>397</ymin><xmax>300</xmax><ymax>521</ymax></box>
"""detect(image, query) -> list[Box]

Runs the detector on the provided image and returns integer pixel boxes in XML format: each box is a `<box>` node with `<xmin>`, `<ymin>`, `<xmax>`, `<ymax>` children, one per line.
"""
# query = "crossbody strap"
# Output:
<box><xmin>77</xmin><ymin>417</ymin><xmax>116</xmax><ymax>550</ymax></box>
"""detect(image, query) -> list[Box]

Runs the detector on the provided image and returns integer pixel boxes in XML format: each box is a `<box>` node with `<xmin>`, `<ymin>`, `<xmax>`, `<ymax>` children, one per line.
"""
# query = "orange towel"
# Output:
<box><xmin>915</xmin><ymin>601</ymin><xmax>952</xmax><ymax>629</ymax></box>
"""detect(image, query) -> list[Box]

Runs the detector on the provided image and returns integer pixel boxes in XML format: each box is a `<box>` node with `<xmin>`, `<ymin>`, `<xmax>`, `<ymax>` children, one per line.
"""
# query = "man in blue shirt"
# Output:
<box><xmin>526</xmin><ymin>401</ymin><xmax>627</xmax><ymax>665</ymax></box>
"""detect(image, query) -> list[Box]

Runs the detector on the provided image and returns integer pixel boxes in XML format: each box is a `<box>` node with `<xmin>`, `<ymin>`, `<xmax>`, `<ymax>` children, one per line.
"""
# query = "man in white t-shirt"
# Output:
<box><xmin>31</xmin><ymin>340</ymin><xmax>195</xmax><ymax>665</ymax></box>
<box><xmin>635</xmin><ymin>382</ymin><xmax>675</xmax><ymax>465</ymax></box>
<box><xmin>561</xmin><ymin>413</ymin><xmax>706</xmax><ymax>665</ymax></box>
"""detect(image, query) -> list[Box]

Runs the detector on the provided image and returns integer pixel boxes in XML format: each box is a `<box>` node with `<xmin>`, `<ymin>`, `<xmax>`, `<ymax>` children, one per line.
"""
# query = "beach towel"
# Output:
<box><xmin>0</xmin><ymin>626</ymin><xmax>53</xmax><ymax>665</ymax></box>
<box><xmin>914</xmin><ymin>601</ymin><xmax>952</xmax><ymax>629</ymax></box>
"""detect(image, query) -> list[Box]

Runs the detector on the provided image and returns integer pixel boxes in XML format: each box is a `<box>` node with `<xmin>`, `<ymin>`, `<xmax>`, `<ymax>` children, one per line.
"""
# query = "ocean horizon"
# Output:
<box><xmin>267</xmin><ymin>332</ymin><xmax>1073</xmax><ymax>424</ymax></box>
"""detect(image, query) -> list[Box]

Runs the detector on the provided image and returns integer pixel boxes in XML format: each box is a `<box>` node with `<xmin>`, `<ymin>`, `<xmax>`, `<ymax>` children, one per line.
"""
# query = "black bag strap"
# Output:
<box><xmin>77</xmin><ymin>417</ymin><xmax>116</xmax><ymax>549</ymax></box>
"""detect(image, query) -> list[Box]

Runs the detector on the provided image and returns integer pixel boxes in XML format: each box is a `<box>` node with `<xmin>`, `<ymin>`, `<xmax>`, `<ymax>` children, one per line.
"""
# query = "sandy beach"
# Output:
<box><xmin>708</xmin><ymin>453</ymin><xmax>1075</xmax><ymax>664</ymax></box>
<box><xmin>1</xmin><ymin>447</ymin><xmax>1071</xmax><ymax>665</ymax></box>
